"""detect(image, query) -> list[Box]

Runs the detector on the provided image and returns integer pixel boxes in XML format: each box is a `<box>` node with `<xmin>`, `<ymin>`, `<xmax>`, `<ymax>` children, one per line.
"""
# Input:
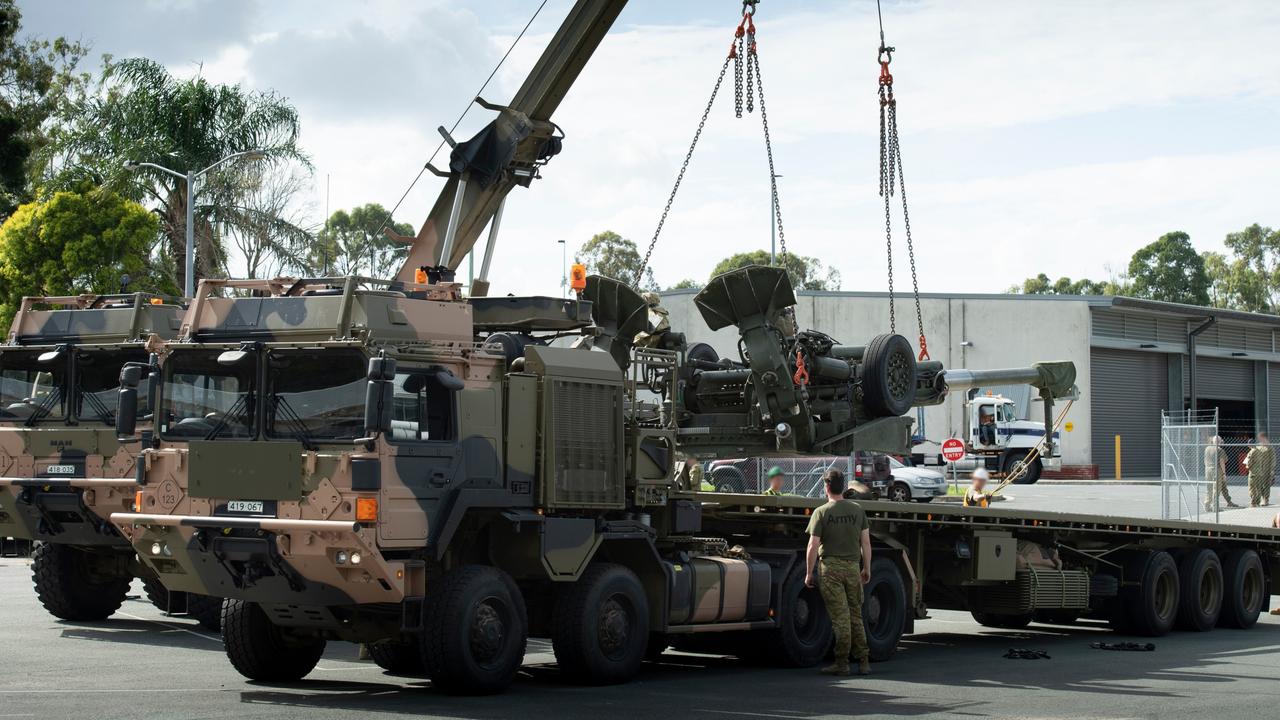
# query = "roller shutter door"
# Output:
<box><xmin>1091</xmin><ymin>349</ymin><xmax>1168</xmax><ymax>478</ymax></box>
<box><xmin>1180</xmin><ymin>355</ymin><xmax>1253</xmax><ymax>401</ymax></box>
<box><xmin>1269</xmin><ymin>363</ymin><xmax>1280</xmax><ymax>435</ymax></box>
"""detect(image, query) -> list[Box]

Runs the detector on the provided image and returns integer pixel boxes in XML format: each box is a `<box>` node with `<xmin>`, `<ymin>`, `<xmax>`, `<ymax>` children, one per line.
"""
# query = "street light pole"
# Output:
<box><xmin>125</xmin><ymin>149</ymin><xmax>267</xmax><ymax>297</ymax></box>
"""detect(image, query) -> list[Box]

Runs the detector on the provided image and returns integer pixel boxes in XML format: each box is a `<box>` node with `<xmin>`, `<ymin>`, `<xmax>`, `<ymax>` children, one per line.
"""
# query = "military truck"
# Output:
<box><xmin>110</xmin><ymin>266</ymin><xmax>1280</xmax><ymax>696</ymax></box>
<box><xmin>0</xmin><ymin>293</ymin><xmax>221</xmax><ymax>628</ymax></box>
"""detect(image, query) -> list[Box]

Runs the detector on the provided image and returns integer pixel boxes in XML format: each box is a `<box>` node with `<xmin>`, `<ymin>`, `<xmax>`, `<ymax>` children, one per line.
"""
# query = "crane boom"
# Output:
<box><xmin>393</xmin><ymin>0</ymin><xmax>629</xmax><ymax>288</ymax></box>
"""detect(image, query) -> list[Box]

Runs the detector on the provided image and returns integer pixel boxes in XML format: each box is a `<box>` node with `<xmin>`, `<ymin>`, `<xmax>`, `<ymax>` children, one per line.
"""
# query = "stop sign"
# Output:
<box><xmin>941</xmin><ymin>438</ymin><xmax>966</xmax><ymax>462</ymax></box>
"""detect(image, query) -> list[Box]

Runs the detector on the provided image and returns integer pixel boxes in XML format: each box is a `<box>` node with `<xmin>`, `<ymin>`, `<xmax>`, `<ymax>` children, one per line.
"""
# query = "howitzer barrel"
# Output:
<box><xmin>939</xmin><ymin>361</ymin><xmax>1077</xmax><ymax>399</ymax></box>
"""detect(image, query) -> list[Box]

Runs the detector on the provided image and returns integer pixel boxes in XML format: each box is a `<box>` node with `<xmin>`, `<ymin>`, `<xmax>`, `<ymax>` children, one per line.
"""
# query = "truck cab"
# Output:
<box><xmin>964</xmin><ymin>392</ymin><xmax>1060</xmax><ymax>483</ymax></box>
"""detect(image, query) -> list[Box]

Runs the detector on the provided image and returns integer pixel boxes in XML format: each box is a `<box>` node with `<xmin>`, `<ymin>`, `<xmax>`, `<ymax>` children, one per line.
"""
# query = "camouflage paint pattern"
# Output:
<box><xmin>818</xmin><ymin>557</ymin><xmax>868</xmax><ymax>664</ymax></box>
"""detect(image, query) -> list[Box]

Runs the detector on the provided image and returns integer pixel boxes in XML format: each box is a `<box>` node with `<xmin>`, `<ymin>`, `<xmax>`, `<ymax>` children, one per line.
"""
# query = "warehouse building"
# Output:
<box><xmin>659</xmin><ymin>288</ymin><xmax>1280</xmax><ymax>479</ymax></box>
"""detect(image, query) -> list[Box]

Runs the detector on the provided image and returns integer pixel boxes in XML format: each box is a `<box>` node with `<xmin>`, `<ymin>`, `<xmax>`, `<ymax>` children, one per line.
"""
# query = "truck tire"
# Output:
<box><xmin>187</xmin><ymin>594</ymin><xmax>223</xmax><ymax>632</ymax></box>
<box><xmin>421</xmin><ymin>565</ymin><xmax>527</xmax><ymax>695</ymax></box>
<box><xmin>1174</xmin><ymin>549</ymin><xmax>1223</xmax><ymax>632</ymax></box>
<box><xmin>552</xmin><ymin>563</ymin><xmax>649</xmax><ymax>685</ymax></box>
<box><xmin>1002</xmin><ymin>453</ymin><xmax>1042</xmax><ymax>485</ymax></box>
<box><xmin>862</xmin><ymin>334</ymin><xmax>916</xmax><ymax>418</ymax></box>
<box><xmin>1219</xmin><ymin>549</ymin><xmax>1267</xmax><ymax>629</ymax></box>
<box><xmin>864</xmin><ymin>556</ymin><xmax>908</xmax><ymax>661</ymax></box>
<box><xmin>142</xmin><ymin>575</ymin><xmax>185</xmax><ymax>613</ymax></box>
<box><xmin>1033</xmin><ymin>610</ymin><xmax>1080</xmax><ymax>625</ymax></box>
<box><xmin>971</xmin><ymin>611</ymin><xmax>1032</xmax><ymax>629</ymax></box>
<box><xmin>369</xmin><ymin>636</ymin><xmax>427</xmax><ymax>675</ymax></box>
<box><xmin>711</xmin><ymin>466</ymin><xmax>746</xmax><ymax>493</ymax></box>
<box><xmin>1122</xmin><ymin>551</ymin><xmax>1180</xmax><ymax>637</ymax></box>
<box><xmin>31</xmin><ymin>542</ymin><xmax>130</xmax><ymax>621</ymax></box>
<box><xmin>760</xmin><ymin>566</ymin><xmax>832</xmax><ymax>667</ymax></box>
<box><xmin>222</xmin><ymin>599</ymin><xmax>325</xmax><ymax>682</ymax></box>
<box><xmin>644</xmin><ymin>633</ymin><xmax>669</xmax><ymax>662</ymax></box>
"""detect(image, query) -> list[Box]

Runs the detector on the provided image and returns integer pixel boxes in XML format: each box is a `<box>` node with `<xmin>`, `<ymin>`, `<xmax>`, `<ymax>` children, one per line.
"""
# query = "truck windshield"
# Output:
<box><xmin>0</xmin><ymin>350</ymin><xmax>64</xmax><ymax>424</ymax></box>
<box><xmin>266</xmin><ymin>350</ymin><xmax>366</xmax><ymax>441</ymax></box>
<box><xmin>75</xmin><ymin>348</ymin><xmax>150</xmax><ymax>425</ymax></box>
<box><xmin>161</xmin><ymin>350</ymin><xmax>257</xmax><ymax>439</ymax></box>
<box><xmin>998</xmin><ymin>404</ymin><xmax>1017</xmax><ymax>423</ymax></box>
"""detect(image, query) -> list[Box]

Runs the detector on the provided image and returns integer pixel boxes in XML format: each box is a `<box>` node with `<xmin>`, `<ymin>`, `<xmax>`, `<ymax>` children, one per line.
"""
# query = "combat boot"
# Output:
<box><xmin>858</xmin><ymin>658</ymin><xmax>871</xmax><ymax>675</ymax></box>
<box><xmin>820</xmin><ymin>663</ymin><xmax>851</xmax><ymax>676</ymax></box>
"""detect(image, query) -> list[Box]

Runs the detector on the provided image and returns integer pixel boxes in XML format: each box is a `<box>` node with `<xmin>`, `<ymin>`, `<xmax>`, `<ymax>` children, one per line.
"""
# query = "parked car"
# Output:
<box><xmin>884</xmin><ymin>456</ymin><xmax>947</xmax><ymax>503</ymax></box>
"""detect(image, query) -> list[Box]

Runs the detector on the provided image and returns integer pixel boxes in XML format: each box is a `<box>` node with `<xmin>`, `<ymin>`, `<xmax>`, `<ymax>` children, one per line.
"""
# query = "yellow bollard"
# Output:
<box><xmin>1114</xmin><ymin>435</ymin><xmax>1122</xmax><ymax>480</ymax></box>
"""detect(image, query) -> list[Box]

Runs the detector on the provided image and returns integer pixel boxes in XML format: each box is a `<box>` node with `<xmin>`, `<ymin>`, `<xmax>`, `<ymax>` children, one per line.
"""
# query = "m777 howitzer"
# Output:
<box><xmin>106</xmin><ymin>265</ymin><xmax>1144</xmax><ymax>697</ymax></box>
<box><xmin>0</xmin><ymin>292</ymin><xmax>221</xmax><ymax>628</ymax></box>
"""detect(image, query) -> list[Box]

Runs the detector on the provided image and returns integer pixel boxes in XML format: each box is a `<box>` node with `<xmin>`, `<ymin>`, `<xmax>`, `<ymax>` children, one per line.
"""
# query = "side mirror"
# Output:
<box><xmin>117</xmin><ymin>388</ymin><xmax>138</xmax><ymax>437</ymax></box>
<box><xmin>120</xmin><ymin>365</ymin><xmax>143</xmax><ymax>388</ymax></box>
<box><xmin>364</xmin><ymin>378</ymin><xmax>394</xmax><ymax>436</ymax></box>
<box><xmin>435</xmin><ymin>368</ymin><xmax>465</xmax><ymax>392</ymax></box>
<box><xmin>368</xmin><ymin>356</ymin><xmax>397</xmax><ymax>381</ymax></box>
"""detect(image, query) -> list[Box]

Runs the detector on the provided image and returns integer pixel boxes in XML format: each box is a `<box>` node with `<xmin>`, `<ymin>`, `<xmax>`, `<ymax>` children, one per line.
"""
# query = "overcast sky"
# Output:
<box><xmin>19</xmin><ymin>0</ymin><xmax>1280</xmax><ymax>296</ymax></box>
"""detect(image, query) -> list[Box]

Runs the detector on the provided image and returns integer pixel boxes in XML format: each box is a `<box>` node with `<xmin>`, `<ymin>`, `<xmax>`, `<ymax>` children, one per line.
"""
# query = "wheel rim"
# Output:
<box><xmin>598</xmin><ymin>593</ymin><xmax>636</xmax><ymax>661</ymax></box>
<box><xmin>866</xmin><ymin>580</ymin><xmax>893</xmax><ymax>641</ymax></box>
<box><xmin>469</xmin><ymin>596</ymin><xmax>510</xmax><ymax>669</ymax></box>
<box><xmin>1241</xmin><ymin>564</ymin><xmax>1264</xmax><ymax>613</ymax></box>
<box><xmin>1153</xmin><ymin>569</ymin><xmax>1177</xmax><ymax>620</ymax></box>
<box><xmin>1200</xmin><ymin>565</ymin><xmax>1223</xmax><ymax>615</ymax></box>
<box><xmin>886</xmin><ymin>352</ymin><xmax>913</xmax><ymax>401</ymax></box>
<box><xmin>793</xmin><ymin>586</ymin><xmax>825</xmax><ymax>645</ymax></box>
<box><xmin>890</xmin><ymin>485</ymin><xmax>909</xmax><ymax>502</ymax></box>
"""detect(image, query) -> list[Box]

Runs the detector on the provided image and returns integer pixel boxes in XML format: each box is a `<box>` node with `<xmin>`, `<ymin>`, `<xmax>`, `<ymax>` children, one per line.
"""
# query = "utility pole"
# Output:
<box><xmin>770</xmin><ymin>173</ymin><xmax>783</xmax><ymax>266</ymax></box>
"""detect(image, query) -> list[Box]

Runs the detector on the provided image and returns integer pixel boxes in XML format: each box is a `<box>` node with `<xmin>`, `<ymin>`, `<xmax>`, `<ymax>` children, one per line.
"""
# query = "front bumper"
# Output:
<box><xmin>0</xmin><ymin>477</ymin><xmax>138</xmax><ymax>545</ymax></box>
<box><xmin>112</xmin><ymin>512</ymin><xmax>420</xmax><ymax>607</ymax></box>
<box><xmin>910</xmin><ymin>483</ymin><xmax>948</xmax><ymax>498</ymax></box>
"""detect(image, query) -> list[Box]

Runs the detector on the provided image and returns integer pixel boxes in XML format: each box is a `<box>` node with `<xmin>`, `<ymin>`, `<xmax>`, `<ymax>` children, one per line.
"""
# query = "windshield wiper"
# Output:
<box><xmin>204</xmin><ymin>394</ymin><xmax>251</xmax><ymax>440</ymax></box>
<box><xmin>271</xmin><ymin>395</ymin><xmax>317</xmax><ymax>450</ymax></box>
<box><xmin>78</xmin><ymin>386</ymin><xmax>115</xmax><ymax>425</ymax></box>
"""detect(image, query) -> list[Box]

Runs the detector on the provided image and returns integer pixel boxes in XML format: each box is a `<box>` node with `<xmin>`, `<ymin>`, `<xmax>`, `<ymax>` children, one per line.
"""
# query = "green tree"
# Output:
<box><xmin>37</xmin><ymin>57</ymin><xmax>309</xmax><ymax>291</ymax></box>
<box><xmin>0</xmin><ymin>1</ymin><xmax>89</xmax><ymax>216</ymax></box>
<box><xmin>1219</xmin><ymin>224</ymin><xmax>1280</xmax><ymax>313</ymax></box>
<box><xmin>576</xmin><ymin>230</ymin><xmax>658</xmax><ymax>291</ymax></box>
<box><xmin>667</xmin><ymin>278</ymin><xmax>702</xmax><ymax>291</ymax></box>
<box><xmin>1009</xmin><ymin>273</ymin><xmax>1108</xmax><ymax>295</ymax></box>
<box><xmin>310</xmin><ymin>203</ymin><xmax>413</xmax><ymax>278</ymax></box>
<box><xmin>0</xmin><ymin>187</ymin><xmax>161</xmax><ymax>327</ymax></box>
<box><xmin>710</xmin><ymin>249</ymin><xmax>841</xmax><ymax>291</ymax></box>
<box><xmin>1127</xmin><ymin>231</ymin><xmax>1211</xmax><ymax>306</ymax></box>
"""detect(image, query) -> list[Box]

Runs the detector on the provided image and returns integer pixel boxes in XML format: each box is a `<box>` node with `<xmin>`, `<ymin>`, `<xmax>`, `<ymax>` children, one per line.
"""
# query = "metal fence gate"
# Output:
<box><xmin>1161</xmin><ymin>409</ymin><xmax>1218</xmax><ymax>522</ymax></box>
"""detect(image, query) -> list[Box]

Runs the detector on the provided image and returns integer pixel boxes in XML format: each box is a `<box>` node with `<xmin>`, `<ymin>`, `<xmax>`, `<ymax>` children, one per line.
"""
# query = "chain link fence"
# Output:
<box><xmin>1163</xmin><ymin>410</ymin><xmax>1277</xmax><ymax>522</ymax></box>
<box><xmin>708</xmin><ymin>457</ymin><xmax>854</xmax><ymax>497</ymax></box>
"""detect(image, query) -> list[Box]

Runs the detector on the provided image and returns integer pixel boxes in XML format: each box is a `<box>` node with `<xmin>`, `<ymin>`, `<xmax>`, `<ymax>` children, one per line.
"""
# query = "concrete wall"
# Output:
<box><xmin>661</xmin><ymin>290</ymin><xmax>1095</xmax><ymax>466</ymax></box>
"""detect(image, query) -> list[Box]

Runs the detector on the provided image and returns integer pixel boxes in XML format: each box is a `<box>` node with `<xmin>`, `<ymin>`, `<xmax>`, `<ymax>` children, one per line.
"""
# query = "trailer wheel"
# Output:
<box><xmin>864</xmin><ymin>556</ymin><xmax>908</xmax><ymax>661</ymax></box>
<box><xmin>370</xmin><ymin>636</ymin><xmax>427</xmax><ymax>675</ymax></box>
<box><xmin>1122</xmin><ymin>551</ymin><xmax>1180</xmax><ymax>637</ymax></box>
<box><xmin>222</xmin><ymin>599</ymin><xmax>325</xmax><ymax>681</ymax></box>
<box><xmin>31</xmin><ymin>542</ymin><xmax>130</xmax><ymax>621</ymax></box>
<box><xmin>422</xmin><ymin>565</ymin><xmax>527</xmax><ymax>694</ymax></box>
<box><xmin>553</xmin><ymin>563</ymin><xmax>649</xmax><ymax>685</ymax></box>
<box><xmin>862</xmin><ymin>334</ymin><xmax>916</xmax><ymax>418</ymax></box>
<box><xmin>1219</xmin><ymin>549</ymin><xmax>1267</xmax><ymax>629</ymax></box>
<box><xmin>1174</xmin><ymin>549</ymin><xmax>1223</xmax><ymax>632</ymax></box>
<box><xmin>760</xmin><ymin>566</ymin><xmax>832</xmax><ymax>667</ymax></box>
<box><xmin>971</xmin><ymin>611</ymin><xmax>1032</xmax><ymax>629</ymax></box>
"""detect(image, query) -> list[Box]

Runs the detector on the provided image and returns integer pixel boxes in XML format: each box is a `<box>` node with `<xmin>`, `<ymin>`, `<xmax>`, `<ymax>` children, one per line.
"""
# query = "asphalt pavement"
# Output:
<box><xmin>3</xmin><ymin>484</ymin><xmax>1280</xmax><ymax>720</ymax></box>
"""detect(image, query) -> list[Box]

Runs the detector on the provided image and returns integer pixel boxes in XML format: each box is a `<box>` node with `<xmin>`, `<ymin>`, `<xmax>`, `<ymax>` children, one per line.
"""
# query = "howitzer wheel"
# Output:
<box><xmin>862</xmin><ymin>334</ymin><xmax>916</xmax><ymax>418</ymax></box>
<box><xmin>552</xmin><ymin>563</ymin><xmax>649</xmax><ymax>685</ymax></box>
<box><xmin>31</xmin><ymin>542</ymin><xmax>130</xmax><ymax>621</ymax></box>
<box><xmin>222</xmin><ymin>600</ymin><xmax>325</xmax><ymax>682</ymax></box>
<box><xmin>421</xmin><ymin>565</ymin><xmax>527</xmax><ymax>695</ymax></box>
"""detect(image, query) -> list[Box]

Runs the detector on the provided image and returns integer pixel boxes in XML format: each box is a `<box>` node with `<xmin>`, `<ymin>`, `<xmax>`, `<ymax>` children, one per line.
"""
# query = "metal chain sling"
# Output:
<box><xmin>877</xmin><ymin>3</ymin><xmax>929</xmax><ymax>360</ymax></box>
<box><xmin>637</xmin><ymin>0</ymin><xmax>786</xmax><ymax>285</ymax></box>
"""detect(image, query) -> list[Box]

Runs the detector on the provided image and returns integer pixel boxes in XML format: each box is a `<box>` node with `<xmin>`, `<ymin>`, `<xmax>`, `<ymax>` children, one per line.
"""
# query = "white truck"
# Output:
<box><xmin>918</xmin><ymin>383</ymin><xmax>1072</xmax><ymax>484</ymax></box>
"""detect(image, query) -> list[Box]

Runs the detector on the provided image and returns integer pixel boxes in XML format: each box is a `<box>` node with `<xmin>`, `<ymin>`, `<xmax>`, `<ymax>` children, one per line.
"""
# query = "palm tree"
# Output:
<box><xmin>37</xmin><ymin>58</ymin><xmax>312</xmax><ymax>290</ymax></box>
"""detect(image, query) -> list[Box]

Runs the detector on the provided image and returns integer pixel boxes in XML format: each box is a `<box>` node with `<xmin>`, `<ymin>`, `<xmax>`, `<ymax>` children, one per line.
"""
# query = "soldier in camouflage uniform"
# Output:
<box><xmin>805</xmin><ymin>468</ymin><xmax>872</xmax><ymax>676</ymax></box>
<box><xmin>1204</xmin><ymin>436</ymin><xmax>1238</xmax><ymax>511</ymax></box>
<box><xmin>1245</xmin><ymin>432</ymin><xmax>1275</xmax><ymax>507</ymax></box>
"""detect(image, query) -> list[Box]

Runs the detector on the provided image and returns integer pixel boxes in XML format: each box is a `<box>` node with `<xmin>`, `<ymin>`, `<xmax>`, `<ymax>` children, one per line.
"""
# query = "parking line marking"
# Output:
<box><xmin>115</xmin><ymin>610</ymin><xmax>221</xmax><ymax>643</ymax></box>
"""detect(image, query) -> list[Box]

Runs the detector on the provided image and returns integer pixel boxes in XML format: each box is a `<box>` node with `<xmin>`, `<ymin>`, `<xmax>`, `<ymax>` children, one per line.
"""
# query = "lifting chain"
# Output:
<box><xmin>637</xmin><ymin>0</ymin><xmax>785</xmax><ymax>285</ymax></box>
<box><xmin>877</xmin><ymin>28</ymin><xmax>927</xmax><ymax>360</ymax></box>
